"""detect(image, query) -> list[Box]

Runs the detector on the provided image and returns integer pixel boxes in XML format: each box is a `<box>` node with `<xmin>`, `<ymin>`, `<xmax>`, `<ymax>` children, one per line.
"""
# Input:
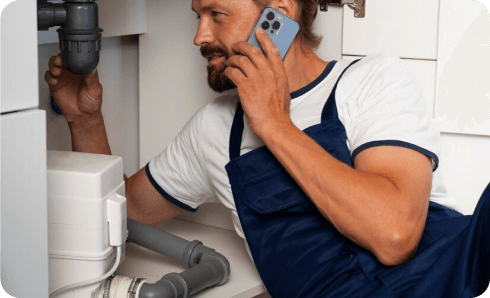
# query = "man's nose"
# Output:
<box><xmin>193</xmin><ymin>20</ymin><xmax>214</xmax><ymax>46</ymax></box>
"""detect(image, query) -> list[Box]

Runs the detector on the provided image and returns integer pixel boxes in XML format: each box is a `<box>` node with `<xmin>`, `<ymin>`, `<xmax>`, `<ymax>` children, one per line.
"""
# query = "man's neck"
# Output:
<box><xmin>283</xmin><ymin>42</ymin><xmax>329</xmax><ymax>94</ymax></box>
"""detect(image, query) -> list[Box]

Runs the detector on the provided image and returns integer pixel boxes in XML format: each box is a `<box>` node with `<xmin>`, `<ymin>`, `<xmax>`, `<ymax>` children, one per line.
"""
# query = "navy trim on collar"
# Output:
<box><xmin>290</xmin><ymin>61</ymin><xmax>337</xmax><ymax>100</ymax></box>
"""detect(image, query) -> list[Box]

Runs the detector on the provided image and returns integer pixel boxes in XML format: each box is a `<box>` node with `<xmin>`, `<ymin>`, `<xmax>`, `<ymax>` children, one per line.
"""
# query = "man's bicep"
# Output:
<box><xmin>125</xmin><ymin>167</ymin><xmax>183</xmax><ymax>227</ymax></box>
<box><xmin>353</xmin><ymin>145</ymin><xmax>433</xmax><ymax>211</ymax></box>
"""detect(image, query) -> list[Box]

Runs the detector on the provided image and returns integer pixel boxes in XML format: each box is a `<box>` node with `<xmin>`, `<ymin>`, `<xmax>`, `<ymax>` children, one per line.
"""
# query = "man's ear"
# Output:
<box><xmin>269</xmin><ymin>0</ymin><xmax>298</xmax><ymax>20</ymax></box>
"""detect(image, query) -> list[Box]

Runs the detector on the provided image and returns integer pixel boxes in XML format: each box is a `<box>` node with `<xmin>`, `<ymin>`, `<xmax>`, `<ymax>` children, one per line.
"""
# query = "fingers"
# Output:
<box><xmin>224</xmin><ymin>65</ymin><xmax>246</xmax><ymax>86</ymax></box>
<box><xmin>254</xmin><ymin>28</ymin><xmax>288</xmax><ymax>88</ymax></box>
<box><xmin>44</xmin><ymin>70</ymin><xmax>58</xmax><ymax>86</ymax></box>
<box><xmin>48</xmin><ymin>54</ymin><xmax>63</xmax><ymax>77</ymax></box>
<box><xmin>254</xmin><ymin>28</ymin><xmax>281</xmax><ymax>58</ymax></box>
<box><xmin>230</xmin><ymin>38</ymin><xmax>268</xmax><ymax>70</ymax></box>
<box><xmin>225</xmin><ymin>42</ymin><xmax>264</xmax><ymax>83</ymax></box>
<box><xmin>45</xmin><ymin>54</ymin><xmax>64</xmax><ymax>88</ymax></box>
<box><xmin>225</xmin><ymin>28</ymin><xmax>288</xmax><ymax>90</ymax></box>
<box><xmin>225</xmin><ymin>55</ymin><xmax>255</xmax><ymax>78</ymax></box>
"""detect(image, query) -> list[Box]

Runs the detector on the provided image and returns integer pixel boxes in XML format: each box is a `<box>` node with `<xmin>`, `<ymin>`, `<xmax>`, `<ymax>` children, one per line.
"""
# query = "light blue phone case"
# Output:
<box><xmin>247</xmin><ymin>7</ymin><xmax>300</xmax><ymax>60</ymax></box>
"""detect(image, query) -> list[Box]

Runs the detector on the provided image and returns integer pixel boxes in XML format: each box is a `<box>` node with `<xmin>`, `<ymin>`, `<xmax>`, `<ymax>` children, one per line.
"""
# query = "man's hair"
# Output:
<box><xmin>253</xmin><ymin>0</ymin><xmax>322</xmax><ymax>52</ymax></box>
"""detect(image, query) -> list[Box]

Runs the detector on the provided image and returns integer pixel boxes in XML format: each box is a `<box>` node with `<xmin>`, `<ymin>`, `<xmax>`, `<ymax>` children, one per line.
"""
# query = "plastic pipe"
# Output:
<box><xmin>37</xmin><ymin>0</ymin><xmax>103</xmax><ymax>74</ymax></box>
<box><xmin>127</xmin><ymin>219</ymin><xmax>194</xmax><ymax>266</ymax></box>
<box><xmin>126</xmin><ymin>219</ymin><xmax>231</xmax><ymax>298</ymax></box>
<box><xmin>137</xmin><ymin>256</ymin><xmax>228</xmax><ymax>298</ymax></box>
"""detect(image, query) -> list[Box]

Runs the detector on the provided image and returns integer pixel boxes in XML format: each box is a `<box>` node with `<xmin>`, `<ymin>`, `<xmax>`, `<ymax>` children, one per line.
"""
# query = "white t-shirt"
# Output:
<box><xmin>147</xmin><ymin>53</ymin><xmax>458</xmax><ymax>239</ymax></box>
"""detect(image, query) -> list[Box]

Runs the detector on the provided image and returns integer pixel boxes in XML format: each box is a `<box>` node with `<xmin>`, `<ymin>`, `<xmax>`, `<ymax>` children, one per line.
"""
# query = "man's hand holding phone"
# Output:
<box><xmin>224</xmin><ymin>7</ymin><xmax>299</xmax><ymax>140</ymax></box>
<box><xmin>224</xmin><ymin>27</ymin><xmax>293</xmax><ymax>140</ymax></box>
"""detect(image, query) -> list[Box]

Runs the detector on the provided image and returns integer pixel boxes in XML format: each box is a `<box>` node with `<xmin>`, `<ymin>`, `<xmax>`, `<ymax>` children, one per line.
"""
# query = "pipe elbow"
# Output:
<box><xmin>207</xmin><ymin>251</ymin><xmax>231</xmax><ymax>286</ymax></box>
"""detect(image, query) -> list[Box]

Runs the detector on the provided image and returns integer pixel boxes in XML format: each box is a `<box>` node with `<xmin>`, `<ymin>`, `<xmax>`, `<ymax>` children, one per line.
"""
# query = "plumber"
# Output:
<box><xmin>44</xmin><ymin>0</ymin><xmax>490</xmax><ymax>297</ymax></box>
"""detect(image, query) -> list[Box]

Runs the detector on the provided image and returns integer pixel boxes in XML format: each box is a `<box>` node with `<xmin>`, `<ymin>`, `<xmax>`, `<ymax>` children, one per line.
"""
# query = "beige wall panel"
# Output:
<box><xmin>435</xmin><ymin>0</ymin><xmax>490</xmax><ymax>136</ymax></box>
<box><xmin>139</xmin><ymin>0</ymin><xmax>234</xmax><ymax>167</ymax></box>
<box><xmin>438</xmin><ymin>132</ymin><xmax>490</xmax><ymax>215</ymax></box>
<box><xmin>342</xmin><ymin>0</ymin><xmax>440</xmax><ymax>60</ymax></box>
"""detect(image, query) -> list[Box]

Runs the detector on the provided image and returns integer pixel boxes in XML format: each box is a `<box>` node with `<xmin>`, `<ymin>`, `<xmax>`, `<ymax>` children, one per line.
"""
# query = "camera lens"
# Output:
<box><xmin>272</xmin><ymin>21</ymin><xmax>280</xmax><ymax>30</ymax></box>
<box><xmin>261</xmin><ymin>21</ymin><xmax>270</xmax><ymax>30</ymax></box>
<box><xmin>267</xmin><ymin>12</ymin><xmax>275</xmax><ymax>20</ymax></box>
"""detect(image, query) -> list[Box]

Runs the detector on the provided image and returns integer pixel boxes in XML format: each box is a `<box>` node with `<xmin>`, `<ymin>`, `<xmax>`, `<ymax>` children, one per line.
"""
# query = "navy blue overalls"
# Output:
<box><xmin>225</xmin><ymin>59</ymin><xmax>490</xmax><ymax>297</ymax></box>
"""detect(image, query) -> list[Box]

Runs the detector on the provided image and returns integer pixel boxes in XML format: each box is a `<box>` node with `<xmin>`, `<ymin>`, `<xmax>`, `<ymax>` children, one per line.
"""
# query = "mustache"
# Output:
<box><xmin>200</xmin><ymin>45</ymin><xmax>230</xmax><ymax>59</ymax></box>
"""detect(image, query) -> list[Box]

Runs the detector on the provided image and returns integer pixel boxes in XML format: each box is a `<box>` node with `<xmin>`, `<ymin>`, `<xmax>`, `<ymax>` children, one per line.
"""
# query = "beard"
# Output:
<box><xmin>201</xmin><ymin>45</ymin><xmax>237</xmax><ymax>93</ymax></box>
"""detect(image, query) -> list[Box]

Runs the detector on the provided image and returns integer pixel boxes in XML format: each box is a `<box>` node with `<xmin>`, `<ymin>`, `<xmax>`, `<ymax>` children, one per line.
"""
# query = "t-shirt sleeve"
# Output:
<box><xmin>341</xmin><ymin>55</ymin><xmax>441</xmax><ymax>171</ymax></box>
<box><xmin>146</xmin><ymin>105</ymin><xmax>213</xmax><ymax>212</ymax></box>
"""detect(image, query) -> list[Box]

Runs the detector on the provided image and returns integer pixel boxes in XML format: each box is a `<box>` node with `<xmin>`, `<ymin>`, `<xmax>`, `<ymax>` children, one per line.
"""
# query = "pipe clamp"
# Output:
<box><xmin>127</xmin><ymin>277</ymin><xmax>146</xmax><ymax>298</ymax></box>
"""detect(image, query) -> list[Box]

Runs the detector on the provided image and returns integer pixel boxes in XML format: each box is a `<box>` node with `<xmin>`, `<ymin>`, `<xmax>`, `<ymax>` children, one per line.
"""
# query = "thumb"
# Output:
<box><xmin>82</xmin><ymin>68</ymin><xmax>102</xmax><ymax>96</ymax></box>
<box><xmin>84</xmin><ymin>68</ymin><xmax>98</xmax><ymax>83</ymax></box>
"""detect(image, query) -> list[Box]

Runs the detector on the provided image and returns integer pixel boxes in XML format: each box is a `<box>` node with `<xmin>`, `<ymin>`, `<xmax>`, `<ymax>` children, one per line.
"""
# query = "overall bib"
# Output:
<box><xmin>225</xmin><ymin>59</ymin><xmax>490</xmax><ymax>297</ymax></box>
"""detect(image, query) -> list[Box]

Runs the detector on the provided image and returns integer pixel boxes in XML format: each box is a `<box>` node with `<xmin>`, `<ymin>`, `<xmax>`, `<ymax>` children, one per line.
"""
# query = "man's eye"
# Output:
<box><xmin>212</xmin><ymin>11</ymin><xmax>224</xmax><ymax>18</ymax></box>
<box><xmin>195</xmin><ymin>12</ymin><xmax>224</xmax><ymax>20</ymax></box>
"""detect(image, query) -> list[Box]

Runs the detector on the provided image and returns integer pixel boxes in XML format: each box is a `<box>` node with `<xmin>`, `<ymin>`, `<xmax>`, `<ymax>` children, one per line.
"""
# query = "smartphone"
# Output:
<box><xmin>247</xmin><ymin>7</ymin><xmax>300</xmax><ymax>60</ymax></box>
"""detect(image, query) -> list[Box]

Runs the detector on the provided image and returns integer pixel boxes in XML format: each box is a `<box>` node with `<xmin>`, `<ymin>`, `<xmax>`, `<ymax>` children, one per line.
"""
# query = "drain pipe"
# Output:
<box><xmin>95</xmin><ymin>219</ymin><xmax>230</xmax><ymax>298</ymax></box>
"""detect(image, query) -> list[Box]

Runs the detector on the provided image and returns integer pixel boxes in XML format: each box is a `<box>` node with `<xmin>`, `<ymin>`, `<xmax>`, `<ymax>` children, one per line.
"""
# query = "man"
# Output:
<box><xmin>45</xmin><ymin>0</ymin><xmax>490</xmax><ymax>297</ymax></box>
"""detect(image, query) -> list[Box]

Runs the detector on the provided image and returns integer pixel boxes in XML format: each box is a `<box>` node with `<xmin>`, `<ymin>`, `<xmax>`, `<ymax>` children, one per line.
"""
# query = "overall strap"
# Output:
<box><xmin>229</xmin><ymin>101</ymin><xmax>245</xmax><ymax>160</ymax></box>
<box><xmin>321</xmin><ymin>59</ymin><xmax>361</xmax><ymax>122</ymax></box>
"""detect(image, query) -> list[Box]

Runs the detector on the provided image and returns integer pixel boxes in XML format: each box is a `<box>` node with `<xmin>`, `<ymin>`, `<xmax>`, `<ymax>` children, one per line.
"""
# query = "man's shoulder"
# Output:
<box><xmin>336</xmin><ymin>53</ymin><xmax>411</xmax><ymax>89</ymax></box>
<box><xmin>341</xmin><ymin>53</ymin><xmax>402</xmax><ymax>74</ymax></box>
<box><xmin>195</xmin><ymin>92</ymin><xmax>240</xmax><ymax>138</ymax></box>
<box><xmin>202</xmin><ymin>92</ymin><xmax>240</xmax><ymax>115</ymax></box>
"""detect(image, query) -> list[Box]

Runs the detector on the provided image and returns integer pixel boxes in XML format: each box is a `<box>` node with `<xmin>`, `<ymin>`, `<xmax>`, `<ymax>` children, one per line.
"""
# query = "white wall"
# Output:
<box><xmin>37</xmin><ymin>35</ymin><xmax>141</xmax><ymax>177</ymax></box>
<box><xmin>435</xmin><ymin>0</ymin><xmax>490</xmax><ymax>215</ymax></box>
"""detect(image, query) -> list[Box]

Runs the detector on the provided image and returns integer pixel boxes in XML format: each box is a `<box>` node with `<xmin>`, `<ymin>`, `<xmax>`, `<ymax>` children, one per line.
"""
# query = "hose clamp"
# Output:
<box><xmin>102</xmin><ymin>272</ymin><xmax>118</xmax><ymax>298</ymax></box>
<box><xmin>127</xmin><ymin>277</ymin><xmax>146</xmax><ymax>298</ymax></box>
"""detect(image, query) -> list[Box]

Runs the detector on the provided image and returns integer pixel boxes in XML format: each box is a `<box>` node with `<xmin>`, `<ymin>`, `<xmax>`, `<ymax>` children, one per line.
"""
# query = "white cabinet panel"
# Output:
<box><xmin>343</xmin><ymin>55</ymin><xmax>437</xmax><ymax>117</ymax></box>
<box><xmin>435</xmin><ymin>0</ymin><xmax>490</xmax><ymax>136</ymax></box>
<box><xmin>1</xmin><ymin>0</ymin><xmax>39</xmax><ymax>113</ymax></box>
<box><xmin>342</xmin><ymin>0</ymin><xmax>440</xmax><ymax>60</ymax></box>
<box><xmin>1</xmin><ymin>109</ymin><xmax>49</xmax><ymax>298</ymax></box>
<box><xmin>438</xmin><ymin>132</ymin><xmax>490</xmax><ymax>215</ymax></box>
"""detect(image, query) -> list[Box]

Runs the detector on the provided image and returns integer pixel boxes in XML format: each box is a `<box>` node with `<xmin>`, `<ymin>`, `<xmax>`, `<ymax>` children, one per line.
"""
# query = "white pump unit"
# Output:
<box><xmin>47</xmin><ymin>150</ymin><xmax>128</xmax><ymax>298</ymax></box>
<box><xmin>46</xmin><ymin>150</ymin><xmax>230</xmax><ymax>298</ymax></box>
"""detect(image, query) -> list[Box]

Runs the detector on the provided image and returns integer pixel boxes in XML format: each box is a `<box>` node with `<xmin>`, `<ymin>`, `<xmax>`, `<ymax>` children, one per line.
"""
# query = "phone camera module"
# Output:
<box><xmin>267</xmin><ymin>12</ymin><xmax>275</xmax><ymax>20</ymax></box>
<box><xmin>272</xmin><ymin>21</ymin><xmax>281</xmax><ymax>30</ymax></box>
<box><xmin>261</xmin><ymin>21</ymin><xmax>270</xmax><ymax>30</ymax></box>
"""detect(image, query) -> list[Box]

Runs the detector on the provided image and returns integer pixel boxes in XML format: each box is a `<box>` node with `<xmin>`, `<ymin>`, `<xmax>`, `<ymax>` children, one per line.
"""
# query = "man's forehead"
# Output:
<box><xmin>191</xmin><ymin>0</ymin><xmax>246</xmax><ymax>12</ymax></box>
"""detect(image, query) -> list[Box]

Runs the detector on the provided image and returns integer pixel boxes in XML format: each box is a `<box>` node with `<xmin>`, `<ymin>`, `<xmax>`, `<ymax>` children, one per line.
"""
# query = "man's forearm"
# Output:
<box><xmin>68</xmin><ymin>111</ymin><xmax>112</xmax><ymax>155</ymax></box>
